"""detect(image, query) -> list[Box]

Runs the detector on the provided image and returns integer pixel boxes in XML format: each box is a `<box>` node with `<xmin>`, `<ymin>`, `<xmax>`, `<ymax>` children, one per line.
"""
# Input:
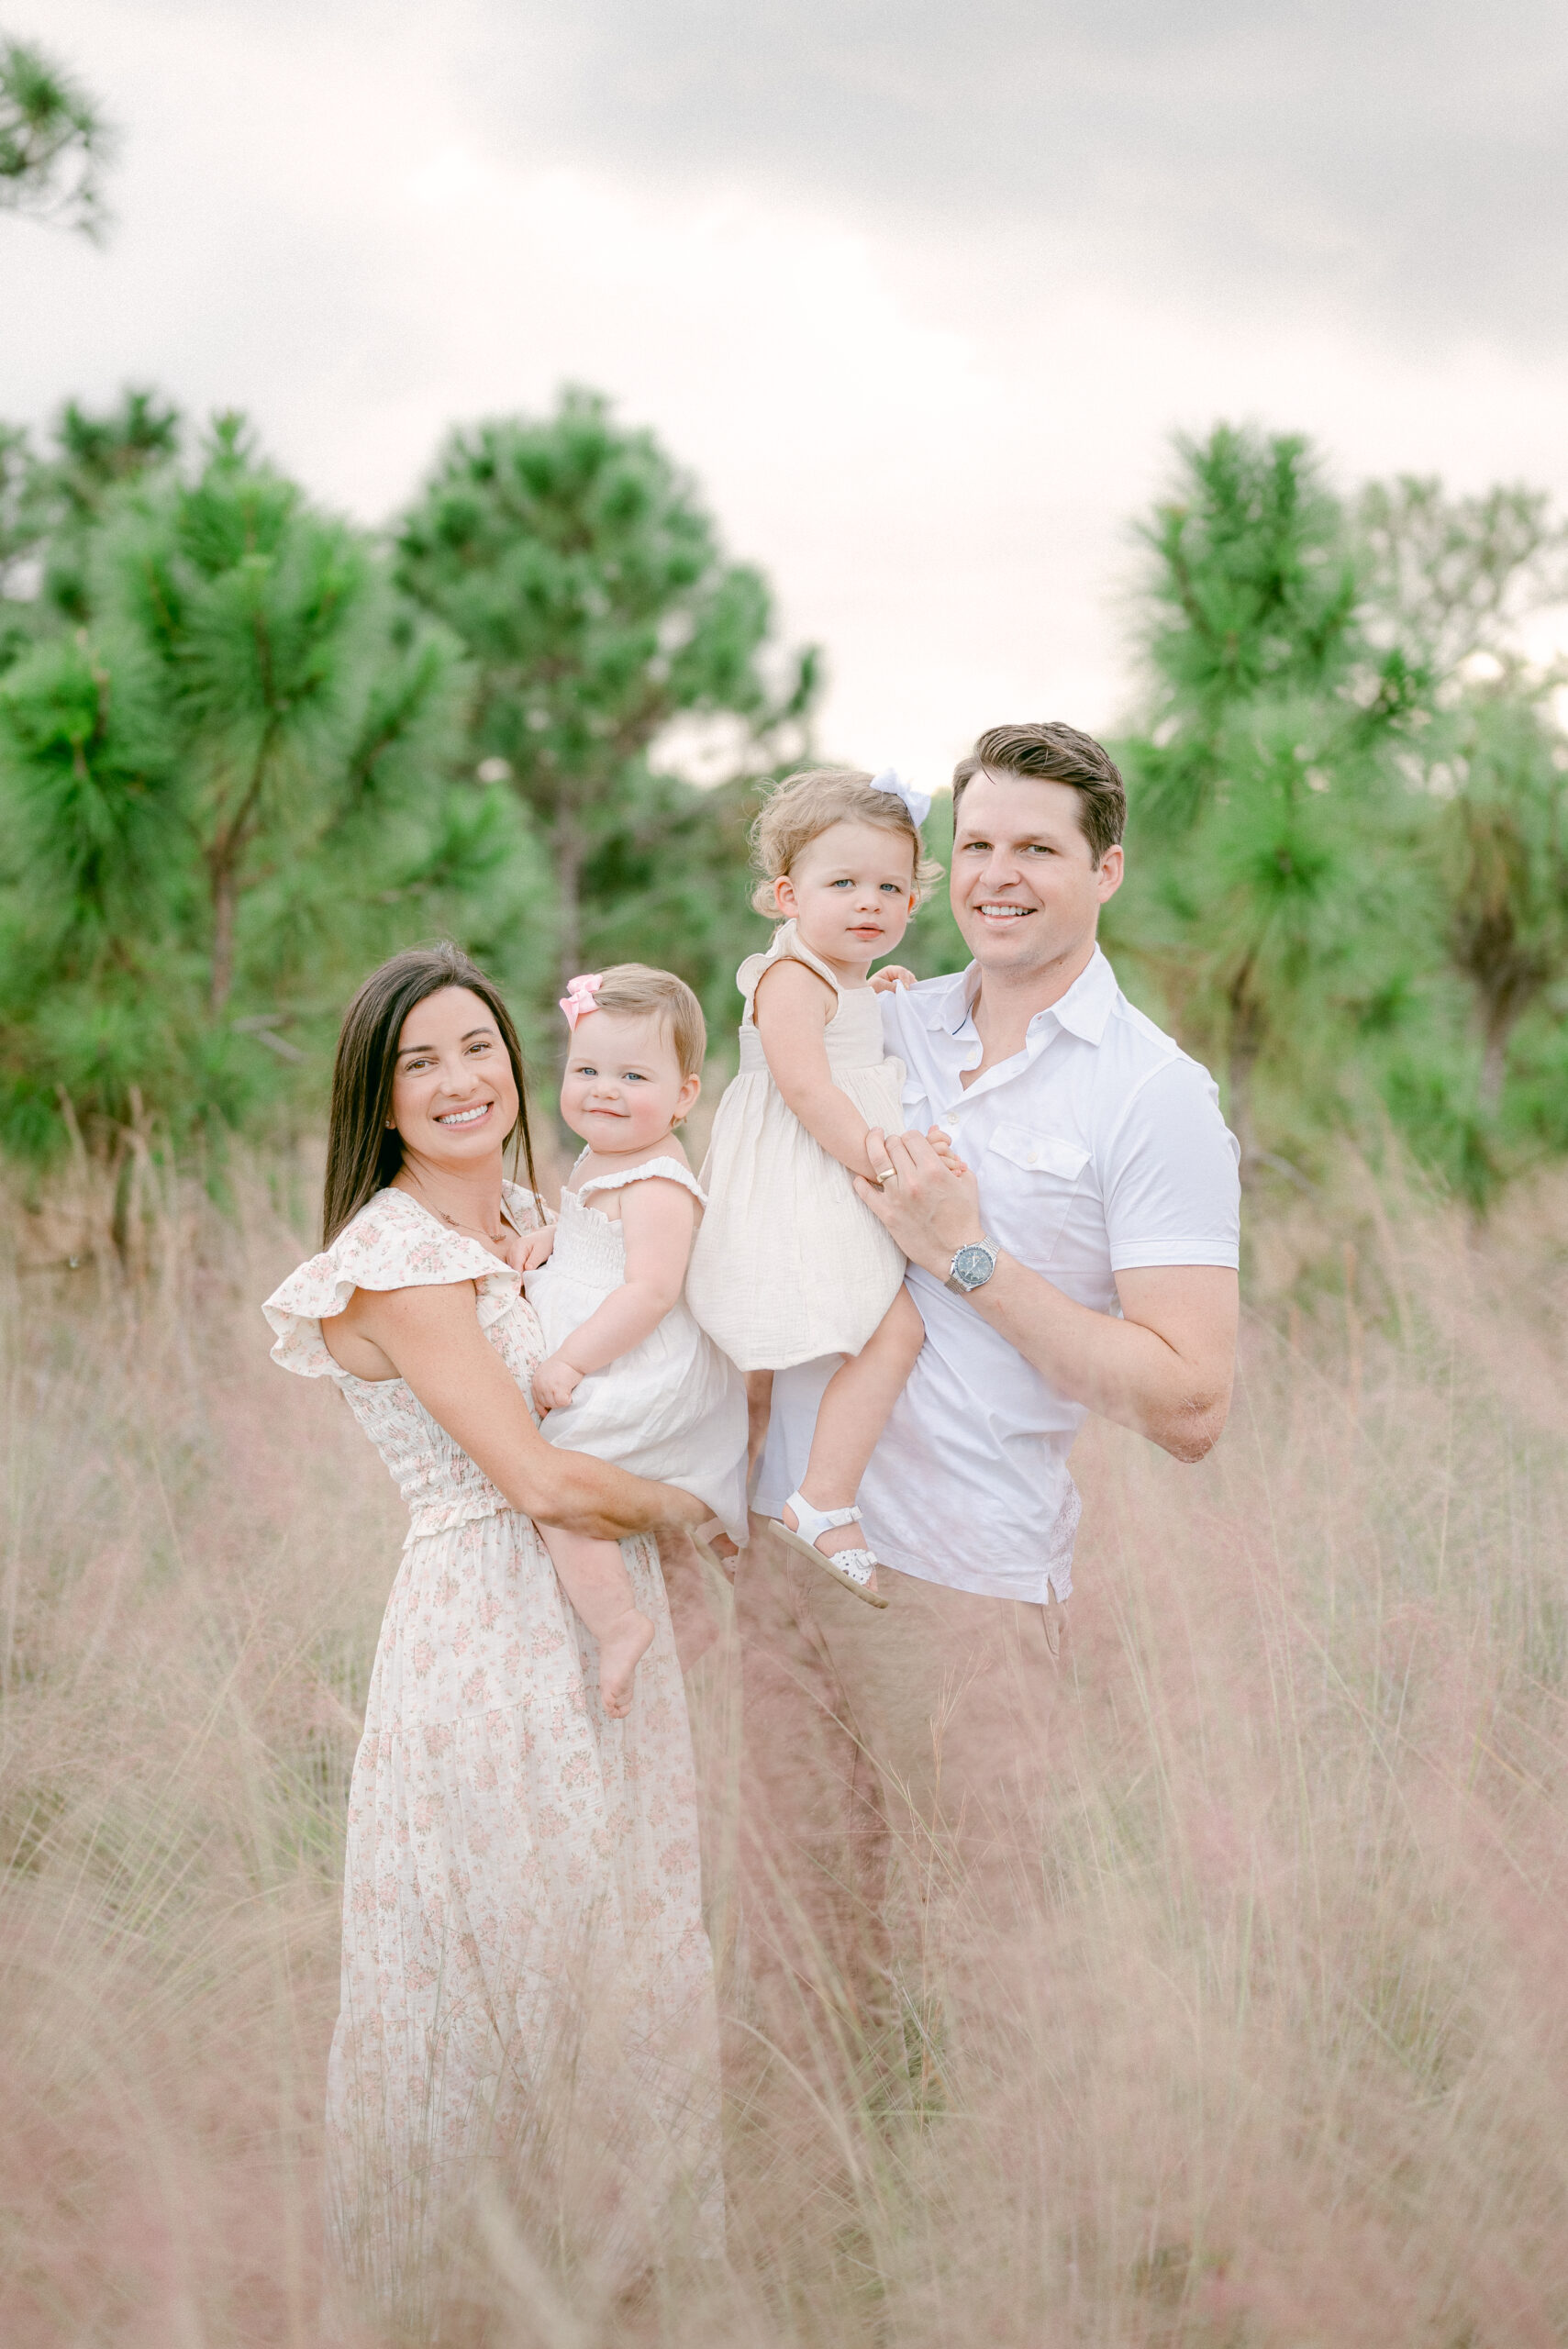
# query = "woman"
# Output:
<box><xmin>262</xmin><ymin>944</ymin><xmax>722</xmax><ymax>2306</ymax></box>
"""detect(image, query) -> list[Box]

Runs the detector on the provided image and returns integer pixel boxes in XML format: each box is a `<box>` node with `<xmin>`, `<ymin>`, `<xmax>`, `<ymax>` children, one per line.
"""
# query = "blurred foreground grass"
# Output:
<box><xmin>3</xmin><ymin>1155</ymin><xmax>1567</xmax><ymax>2346</ymax></box>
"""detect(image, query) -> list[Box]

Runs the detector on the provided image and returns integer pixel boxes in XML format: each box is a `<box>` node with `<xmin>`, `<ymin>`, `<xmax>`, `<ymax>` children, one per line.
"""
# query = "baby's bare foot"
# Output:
<box><xmin>598</xmin><ymin>1609</ymin><xmax>656</xmax><ymax>1718</ymax></box>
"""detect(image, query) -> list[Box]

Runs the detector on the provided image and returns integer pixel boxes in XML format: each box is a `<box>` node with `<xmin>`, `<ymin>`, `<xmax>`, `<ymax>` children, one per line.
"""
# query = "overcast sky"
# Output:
<box><xmin>7</xmin><ymin>0</ymin><xmax>1568</xmax><ymax>785</ymax></box>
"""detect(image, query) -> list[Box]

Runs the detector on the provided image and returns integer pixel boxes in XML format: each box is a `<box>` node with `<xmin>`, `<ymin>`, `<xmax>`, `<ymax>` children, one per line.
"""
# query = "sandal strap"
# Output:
<box><xmin>826</xmin><ymin>1547</ymin><xmax>880</xmax><ymax>1588</ymax></box>
<box><xmin>783</xmin><ymin>1490</ymin><xmax>863</xmax><ymax>1548</ymax></box>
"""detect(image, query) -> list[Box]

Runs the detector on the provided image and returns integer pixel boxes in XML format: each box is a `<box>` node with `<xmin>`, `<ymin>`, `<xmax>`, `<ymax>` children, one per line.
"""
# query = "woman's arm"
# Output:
<box><xmin>549</xmin><ymin>1178</ymin><xmax>695</xmax><ymax>1378</ymax></box>
<box><xmin>753</xmin><ymin>959</ymin><xmax>880</xmax><ymax>1177</ymax></box>
<box><xmin>324</xmin><ymin>1281</ymin><xmax>706</xmax><ymax>1539</ymax></box>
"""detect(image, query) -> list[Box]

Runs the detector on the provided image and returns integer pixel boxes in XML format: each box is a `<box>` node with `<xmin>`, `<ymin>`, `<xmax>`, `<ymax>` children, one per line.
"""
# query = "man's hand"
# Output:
<box><xmin>532</xmin><ymin>1353</ymin><xmax>585</xmax><ymax>1413</ymax></box>
<box><xmin>855</xmin><ymin>1128</ymin><xmax>1237</xmax><ymax>1464</ymax></box>
<box><xmin>855</xmin><ymin>1127</ymin><xmax>984</xmax><ymax>1279</ymax></box>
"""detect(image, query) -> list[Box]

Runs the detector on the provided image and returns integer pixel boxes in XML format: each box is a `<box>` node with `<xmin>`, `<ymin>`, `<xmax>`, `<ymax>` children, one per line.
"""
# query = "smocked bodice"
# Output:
<box><xmin>549</xmin><ymin>1184</ymin><xmax>628</xmax><ymax>1289</ymax></box>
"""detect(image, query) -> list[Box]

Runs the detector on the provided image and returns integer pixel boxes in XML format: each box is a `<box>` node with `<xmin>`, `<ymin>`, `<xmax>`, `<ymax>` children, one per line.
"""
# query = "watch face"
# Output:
<box><xmin>951</xmin><ymin>1243</ymin><xmax>993</xmax><ymax>1289</ymax></box>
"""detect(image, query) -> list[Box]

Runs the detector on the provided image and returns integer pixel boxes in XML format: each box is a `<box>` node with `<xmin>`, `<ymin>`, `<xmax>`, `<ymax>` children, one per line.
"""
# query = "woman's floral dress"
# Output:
<box><xmin>262</xmin><ymin>1186</ymin><xmax>721</xmax><ymax>2297</ymax></box>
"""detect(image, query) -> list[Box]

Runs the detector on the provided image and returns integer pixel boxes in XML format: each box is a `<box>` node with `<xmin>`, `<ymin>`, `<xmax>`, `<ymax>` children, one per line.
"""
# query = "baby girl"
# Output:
<box><xmin>506</xmin><ymin>964</ymin><xmax>747</xmax><ymax>1715</ymax></box>
<box><xmin>686</xmin><ymin>766</ymin><xmax>949</xmax><ymax>1606</ymax></box>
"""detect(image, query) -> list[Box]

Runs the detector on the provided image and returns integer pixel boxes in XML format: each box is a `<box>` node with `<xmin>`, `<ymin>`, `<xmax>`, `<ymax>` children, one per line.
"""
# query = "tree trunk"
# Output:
<box><xmin>206</xmin><ymin>737</ymin><xmax>273</xmax><ymax>1018</ymax></box>
<box><xmin>1478</xmin><ymin>1011</ymin><xmax>1511</xmax><ymax>1112</ymax></box>
<box><xmin>552</xmin><ymin>817</ymin><xmax>585</xmax><ymax>1005</ymax></box>
<box><xmin>1226</xmin><ymin>969</ymin><xmax>1263</xmax><ymax>1181</ymax></box>
<box><xmin>209</xmin><ymin>861</ymin><xmax>237</xmax><ymax>1016</ymax></box>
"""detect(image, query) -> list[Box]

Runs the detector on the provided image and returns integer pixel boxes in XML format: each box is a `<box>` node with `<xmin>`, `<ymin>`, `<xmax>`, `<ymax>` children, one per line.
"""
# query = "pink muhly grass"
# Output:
<box><xmin>1</xmin><ymin>1152</ymin><xmax>1565</xmax><ymax>2346</ymax></box>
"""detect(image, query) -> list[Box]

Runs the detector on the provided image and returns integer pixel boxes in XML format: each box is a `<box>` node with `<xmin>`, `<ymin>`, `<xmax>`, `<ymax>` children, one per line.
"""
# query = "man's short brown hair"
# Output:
<box><xmin>951</xmin><ymin>722</ymin><xmax>1127</xmax><ymax>867</ymax></box>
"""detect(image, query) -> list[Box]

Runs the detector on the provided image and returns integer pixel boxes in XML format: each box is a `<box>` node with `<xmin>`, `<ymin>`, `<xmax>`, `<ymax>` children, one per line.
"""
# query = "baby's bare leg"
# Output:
<box><xmin>536</xmin><ymin>1522</ymin><xmax>654</xmax><ymax>1718</ymax></box>
<box><xmin>745</xmin><ymin>1368</ymin><xmax>774</xmax><ymax>1487</ymax></box>
<box><xmin>785</xmin><ymin>1286</ymin><xmax>926</xmax><ymax>1582</ymax></box>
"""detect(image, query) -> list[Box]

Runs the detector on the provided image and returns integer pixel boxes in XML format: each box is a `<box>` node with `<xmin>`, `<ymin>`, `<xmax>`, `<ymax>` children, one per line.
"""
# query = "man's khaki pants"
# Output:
<box><xmin>734</xmin><ymin>1515</ymin><xmax>1066</xmax><ymax>2045</ymax></box>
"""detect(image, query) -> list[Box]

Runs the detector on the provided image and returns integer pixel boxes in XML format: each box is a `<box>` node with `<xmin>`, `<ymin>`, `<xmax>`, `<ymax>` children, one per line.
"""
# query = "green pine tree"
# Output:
<box><xmin>0</xmin><ymin>34</ymin><xmax>111</xmax><ymax>236</ymax></box>
<box><xmin>1112</xmin><ymin>424</ymin><xmax>1425</xmax><ymax>1176</ymax></box>
<box><xmin>395</xmin><ymin>387</ymin><xmax>817</xmax><ymax>1013</ymax></box>
<box><xmin>0</xmin><ymin>415</ymin><xmax>519</xmax><ymax>1156</ymax></box>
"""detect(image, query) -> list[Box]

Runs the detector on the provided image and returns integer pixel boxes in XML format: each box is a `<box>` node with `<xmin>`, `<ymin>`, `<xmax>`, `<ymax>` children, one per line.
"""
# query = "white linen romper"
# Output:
<box><xmin>685</xmin><ymin>920</ymin><xmax>906</xmax><ymax>1372</ymax></box>
<box><xmin>526</xmin><ymin>1155</ymin><xmax>750</xmax><ymax>1545</ymax></box>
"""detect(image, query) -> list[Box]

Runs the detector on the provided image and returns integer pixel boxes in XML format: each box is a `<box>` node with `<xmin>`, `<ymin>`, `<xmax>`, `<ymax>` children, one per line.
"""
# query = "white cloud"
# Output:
<box><xmin>7</xmin><ymin>0</ymin><xmax>1568</xmax><ymax>795</ymax></box>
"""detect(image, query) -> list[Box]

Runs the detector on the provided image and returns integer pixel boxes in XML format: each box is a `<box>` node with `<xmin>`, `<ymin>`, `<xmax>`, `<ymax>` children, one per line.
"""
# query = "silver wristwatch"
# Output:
<box><xmin>946</xmin><ymin>1235</ymin><xmax>999</xmax><ymax>1295</ymax></box>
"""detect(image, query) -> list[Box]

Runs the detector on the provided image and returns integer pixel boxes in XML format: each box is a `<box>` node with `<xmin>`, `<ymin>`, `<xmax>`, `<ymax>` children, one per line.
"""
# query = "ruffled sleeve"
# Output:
<box><xmin>262</xmin><ymin>1187</ymin><xmax>529</xmax><ymax>1380</ymax></box>
<box><xmin>737</xmin><ymin>918</ymin><xmax>841</xmax><ymax>1026</ymax></box>
<box><xmin>575</xmin><ymin>1156</ymin><xmax>709</xmax><ymax>1208</ymax></box>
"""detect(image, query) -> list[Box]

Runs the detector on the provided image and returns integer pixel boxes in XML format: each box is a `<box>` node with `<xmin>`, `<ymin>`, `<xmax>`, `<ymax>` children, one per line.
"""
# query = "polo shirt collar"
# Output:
<box><xmin>929</xmin><ymin>944</ymin><xmax>1118</xmax><ymax>1048</ymax></box>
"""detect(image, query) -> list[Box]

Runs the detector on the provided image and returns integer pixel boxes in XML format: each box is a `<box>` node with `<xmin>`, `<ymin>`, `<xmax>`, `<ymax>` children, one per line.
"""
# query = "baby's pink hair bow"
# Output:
<box><xmin>560</xmin><ymin>973</ymin><xmax>606</xmax><ymax>1030</ymax></box>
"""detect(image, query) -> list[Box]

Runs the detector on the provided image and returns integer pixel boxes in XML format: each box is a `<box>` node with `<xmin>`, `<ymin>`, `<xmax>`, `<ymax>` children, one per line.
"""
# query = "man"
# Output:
<box><xmin>739</xmin><ymin>719</ymin><xmax>1241</xmax><ymax>2017</ymax></box>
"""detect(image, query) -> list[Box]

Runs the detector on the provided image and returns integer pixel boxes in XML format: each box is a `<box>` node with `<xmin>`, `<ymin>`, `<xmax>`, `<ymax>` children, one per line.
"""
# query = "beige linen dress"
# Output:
<box><xmin>262</xmin><ymin>1186</ymin><xmax>721</xmax><ymax>2303</ymax></box>
<box><xmin>685</xmin><ymin>920</ymin><xmax>906</xmax><ymax>1371</ymax></box>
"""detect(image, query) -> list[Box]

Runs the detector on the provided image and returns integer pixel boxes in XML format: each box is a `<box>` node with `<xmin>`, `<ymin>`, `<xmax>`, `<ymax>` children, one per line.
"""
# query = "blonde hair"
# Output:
<box><xmin>574</xmin><ymin>963</ymin><xmax>706</xmax><ymax>1078</ymax></box>
<box><xmin>749</xmin><ymin>767</ymin><xmax>945</xmax><ymax>917</ymax></box>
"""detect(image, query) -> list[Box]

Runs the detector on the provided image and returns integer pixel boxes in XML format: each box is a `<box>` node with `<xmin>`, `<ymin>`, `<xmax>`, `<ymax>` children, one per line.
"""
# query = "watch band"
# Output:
<box><xmin>946</xmin><ymin>1235</ymin><xmax>999</xmax><ymax>1294</ymax></box>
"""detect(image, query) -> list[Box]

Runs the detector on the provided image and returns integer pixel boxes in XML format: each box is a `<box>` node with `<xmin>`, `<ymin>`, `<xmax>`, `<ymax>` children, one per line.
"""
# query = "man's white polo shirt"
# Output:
<box><xmin>753</xmin><ymin>946</ymin><xmax>1241</xmax><ymax>1604</ymax></box>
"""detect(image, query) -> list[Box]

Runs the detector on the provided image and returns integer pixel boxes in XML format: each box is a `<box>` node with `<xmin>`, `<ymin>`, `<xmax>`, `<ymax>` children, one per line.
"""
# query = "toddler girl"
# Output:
<box><xmin>686</xmin><ymin>767</ymin><xmax>944</xmax><ymax>1606</ymax></box>
<box><xmin>508</xmin><ymin>964</ymin><xmax>748</xmax><ymax>1716</ymax></box>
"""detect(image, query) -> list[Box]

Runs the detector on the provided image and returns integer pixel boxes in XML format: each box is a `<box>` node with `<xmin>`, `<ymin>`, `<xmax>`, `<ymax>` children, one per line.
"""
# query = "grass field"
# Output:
<box><xmin>3</xmin><ymin>1152</ymin><xmax>1567</xmax><ymax>2346</ymax></box>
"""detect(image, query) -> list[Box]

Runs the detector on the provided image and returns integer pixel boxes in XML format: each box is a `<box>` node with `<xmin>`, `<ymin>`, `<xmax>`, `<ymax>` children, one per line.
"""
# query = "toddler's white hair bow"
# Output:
<box><xmin>560</xmin><ymin>973</ymin><xmax>605</xmax><ymax>1030</ymax></box>
<box><xmin>870</xmin><ymin>767</ymin><xmax>932</xmax><ymax>829</ymax></box>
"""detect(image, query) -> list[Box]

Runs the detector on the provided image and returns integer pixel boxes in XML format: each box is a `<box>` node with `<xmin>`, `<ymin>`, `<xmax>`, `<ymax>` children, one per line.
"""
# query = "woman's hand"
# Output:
<box><xmin>532</xmin><ymin>1352</ymin><xmax>584</xmax><ymax>1412</ymax></box>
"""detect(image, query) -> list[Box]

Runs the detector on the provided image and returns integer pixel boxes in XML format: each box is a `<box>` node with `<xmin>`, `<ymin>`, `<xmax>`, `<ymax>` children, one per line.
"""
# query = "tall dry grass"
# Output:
<box><xmin>3</xmin><ymin>1153</ymin><xmax>1567</xmax><ymax>2346</ymax></box>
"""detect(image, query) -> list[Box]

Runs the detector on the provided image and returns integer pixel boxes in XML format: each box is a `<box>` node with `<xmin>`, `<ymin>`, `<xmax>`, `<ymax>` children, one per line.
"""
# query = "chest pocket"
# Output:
<box><xmin>984</xmin><ymin>1121</ymin><xmax>1091</xmax><ymax>1262</ymax></box>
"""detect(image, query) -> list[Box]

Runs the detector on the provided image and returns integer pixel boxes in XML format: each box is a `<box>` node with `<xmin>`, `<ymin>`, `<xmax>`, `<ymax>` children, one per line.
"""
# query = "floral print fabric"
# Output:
<box><xmin>262</xmin><ymin>1187</ymin><xmax>721</xmax><ymax>2296</ymax></box>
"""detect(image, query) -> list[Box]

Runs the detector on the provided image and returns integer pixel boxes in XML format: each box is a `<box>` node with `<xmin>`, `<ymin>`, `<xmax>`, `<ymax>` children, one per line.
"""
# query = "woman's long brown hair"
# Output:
<box><xmin>321</xmin><ymin>943</ymin><xmax>539</xmax><ymax>1245</ymax></box>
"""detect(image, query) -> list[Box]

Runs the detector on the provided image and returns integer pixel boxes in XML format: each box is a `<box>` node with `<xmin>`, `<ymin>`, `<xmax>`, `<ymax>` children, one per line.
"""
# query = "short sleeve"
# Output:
<box><xmin>261</xmin><ymin>1191</ymin><xmax>525</xmax><ymax>1378</ymax></box>
<box><xmin>1101</xmin><ymin>1055</ymin><xmax>1241</xmax><ymax>1273</ymax></box>
<box><xmin>736</xmin><ymin>948</ymin><xmax>772</xmax><ymax>1021</ymax></box>
<box><xmin>738</xmin><ymin>920</ymin><xmax>840</xmax><ymax>1023</ymax></box>
<box><xmin>576</xmin><ymin>1155</ymin><xmax>708</xmax><ymax>1208</ymax></box>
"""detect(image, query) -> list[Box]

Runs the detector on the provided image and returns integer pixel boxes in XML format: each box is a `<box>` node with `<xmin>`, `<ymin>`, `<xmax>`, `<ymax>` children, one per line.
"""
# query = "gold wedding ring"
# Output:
<box><xmin>875</xmin><ymin>1165</ymin><xmax>898</xmax><ymax>1186</ymax></box>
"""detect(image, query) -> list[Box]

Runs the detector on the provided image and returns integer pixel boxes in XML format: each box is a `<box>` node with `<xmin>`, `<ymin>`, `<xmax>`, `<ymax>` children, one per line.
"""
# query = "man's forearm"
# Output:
<box><xmin>967</xmin><ymin>1254</ymin><xmax>1226</xmax><ymax>1461</ymax></box>
<box><xmin>856</xmin><ymin>1127</ymin><xmax>1238</xmax><ymax>1464</ymax></box>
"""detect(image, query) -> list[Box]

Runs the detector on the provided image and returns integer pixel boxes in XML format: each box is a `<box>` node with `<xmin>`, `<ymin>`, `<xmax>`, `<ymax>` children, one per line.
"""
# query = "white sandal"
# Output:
<box><xmin>771</xmin><ymin>1492</ymin><xmax>890</xmax><ymax>1609</ymax></box>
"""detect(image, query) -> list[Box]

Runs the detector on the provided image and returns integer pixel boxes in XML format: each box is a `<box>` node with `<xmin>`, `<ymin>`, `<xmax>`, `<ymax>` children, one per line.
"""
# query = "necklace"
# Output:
<box><xmin>406</xmin><ymin>1173</ymin><xmax>507</xmax><ymax>1248</ymax></box>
